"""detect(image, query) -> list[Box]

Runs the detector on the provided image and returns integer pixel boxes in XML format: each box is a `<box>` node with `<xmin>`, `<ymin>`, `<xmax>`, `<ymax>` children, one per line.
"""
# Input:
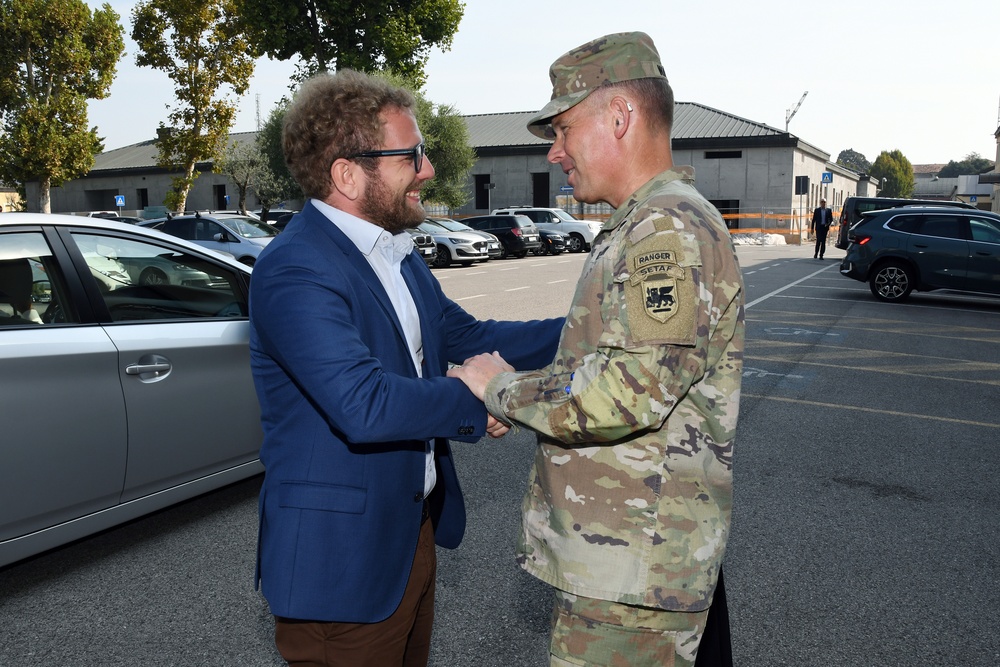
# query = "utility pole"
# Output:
<box><xmin>786</xmin><ymin>91</ymin><xmax>808</xmax><ymax>132</ymax></box>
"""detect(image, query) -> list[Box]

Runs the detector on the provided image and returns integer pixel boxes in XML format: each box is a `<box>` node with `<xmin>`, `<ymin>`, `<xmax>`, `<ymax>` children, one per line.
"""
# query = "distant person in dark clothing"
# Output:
<box><xmin>812</xmin><ymin>198</ymin><xmax>833</xmax><ymax>259</ymax></box>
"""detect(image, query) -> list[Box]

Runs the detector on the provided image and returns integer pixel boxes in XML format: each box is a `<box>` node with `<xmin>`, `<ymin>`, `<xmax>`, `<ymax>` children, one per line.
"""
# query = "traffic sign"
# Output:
<box><xmin>114</xmin><ymin>194</ymin><xmax>126</xmax><ymax>207</ymax></box>
<box><xmin>559</xmin><ymin>185</ymin><xmax>573</xmax><ymax>192</ymax></box>
<box><xmin>821</xmin><ymin>172</ymin><xmax>833</xmax><ymax>184</ymax></box>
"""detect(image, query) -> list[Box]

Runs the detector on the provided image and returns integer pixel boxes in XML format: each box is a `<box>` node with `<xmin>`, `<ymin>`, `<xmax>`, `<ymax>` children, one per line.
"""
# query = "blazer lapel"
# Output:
<box><xmin>307</xmin><ymin>204</ymin><xmax>409</xmax><ymax>350</ymax></box>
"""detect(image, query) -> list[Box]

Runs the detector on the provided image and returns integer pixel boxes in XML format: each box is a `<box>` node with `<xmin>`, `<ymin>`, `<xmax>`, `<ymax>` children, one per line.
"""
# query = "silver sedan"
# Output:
<box><xmin>0</xmin><ymin>213</ymin><xmax>262</xmax><ymax>567</ymax></box>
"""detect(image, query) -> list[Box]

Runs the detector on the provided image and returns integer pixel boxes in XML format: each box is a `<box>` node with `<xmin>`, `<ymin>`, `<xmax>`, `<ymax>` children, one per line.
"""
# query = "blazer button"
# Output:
<box><xmin>413</xmin><ymin>492</ymin><xmax>423</xmax><ymax>503</ymax></box>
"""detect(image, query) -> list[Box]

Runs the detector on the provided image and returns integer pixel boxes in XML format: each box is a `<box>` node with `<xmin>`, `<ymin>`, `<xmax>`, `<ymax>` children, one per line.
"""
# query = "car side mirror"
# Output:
<box><xmin>213</xmin><ymin>232</ymin><xmax>227</xmax><ymax>242</ymax></box>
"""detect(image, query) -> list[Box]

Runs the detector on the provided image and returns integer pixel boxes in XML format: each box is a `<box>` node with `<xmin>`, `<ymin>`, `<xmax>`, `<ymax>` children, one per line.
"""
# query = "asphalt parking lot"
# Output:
<box><xmin>1</xmin><ymin>241</ymin><xmax>997</xmax><ymax>666</ymax></box>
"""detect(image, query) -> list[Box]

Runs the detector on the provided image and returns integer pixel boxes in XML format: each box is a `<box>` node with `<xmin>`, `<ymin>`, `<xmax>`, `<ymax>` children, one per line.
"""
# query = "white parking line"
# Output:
<box><xmin>454</xmin><ymin>294</ymin><xmax>486</xmax><ymax>301</ymax></box>
<box><xmin>744</xmin><ymin>264</ymin><xmax>834</xmax><ymax>310</ymax></box>
<box><xmin>505</xmin><ymin>286</ymin><xmax>531</xmax><ymax>292</ymax></box>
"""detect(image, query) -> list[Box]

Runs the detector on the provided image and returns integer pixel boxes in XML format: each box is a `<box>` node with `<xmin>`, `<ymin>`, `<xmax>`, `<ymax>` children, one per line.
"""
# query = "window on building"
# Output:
<box><xmin>705</xmin><ymin>150</ymin><xmax>742</xmax><ymax>159</ymax></box>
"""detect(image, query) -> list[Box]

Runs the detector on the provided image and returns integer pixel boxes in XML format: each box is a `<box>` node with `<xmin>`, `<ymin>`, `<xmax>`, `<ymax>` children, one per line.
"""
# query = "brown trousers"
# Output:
<box><xmin>274</xmin><ymin>517</ymin><xmax>437</xmax><ymax>667</ymax></box>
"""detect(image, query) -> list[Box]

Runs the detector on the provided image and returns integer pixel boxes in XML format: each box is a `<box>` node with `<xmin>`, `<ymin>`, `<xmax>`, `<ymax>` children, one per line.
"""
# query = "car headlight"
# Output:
<box><xmin>448</xmin><ymin>237</ymin><xmax>464</xmax><ymax>244</ymax></box>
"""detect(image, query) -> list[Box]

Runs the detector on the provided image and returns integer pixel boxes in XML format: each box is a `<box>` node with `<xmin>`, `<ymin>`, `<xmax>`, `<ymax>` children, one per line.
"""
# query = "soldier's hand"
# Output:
<box><xmin>447</xmin><ymin>351</ymin><xmax>514</xmax><ymax>400</ymax></box>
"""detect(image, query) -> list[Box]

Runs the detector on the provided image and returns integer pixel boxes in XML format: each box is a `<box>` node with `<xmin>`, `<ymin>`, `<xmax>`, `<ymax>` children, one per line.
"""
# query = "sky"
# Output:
<box><xmin>87</xmin><ymin>0</ymin><xmax>1000</xmax><ymax>167</ymax></box>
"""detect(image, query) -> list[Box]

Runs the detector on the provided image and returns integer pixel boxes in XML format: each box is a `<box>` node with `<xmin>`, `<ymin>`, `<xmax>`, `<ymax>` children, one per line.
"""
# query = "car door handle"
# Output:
<box><xmin>126</xmin><ymin>363</ymin><xmax>170</xmax><ymax>375</ymax></box>
<box><xmin>126</xmin><ymin>354</ymin><xmax>172</xmax><ymax>376</ymax></box>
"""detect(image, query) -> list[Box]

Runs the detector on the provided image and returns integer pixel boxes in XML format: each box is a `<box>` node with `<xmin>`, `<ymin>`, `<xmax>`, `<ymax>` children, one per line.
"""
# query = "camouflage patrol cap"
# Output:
<box><xmin>527</xmin><ymin>32</ymin><xmax>668</xmax><ymax>139</ymax></box>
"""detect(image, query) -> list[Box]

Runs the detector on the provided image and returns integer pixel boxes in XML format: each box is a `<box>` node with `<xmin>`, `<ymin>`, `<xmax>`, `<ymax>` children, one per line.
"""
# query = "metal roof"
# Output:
<box><xmin>93</xmin><ymin>131</ymin><xmax>258</xmax><ymax>172</ymax></box>
<box><xmin>89</xmin><ymin>104</ymin><xmax>790</xmax><ymax>174</ymax></box>
<box><xmin>463</xmin><ymin>102</ymin><xmax>786</xmax><ymax>149</ymax></box>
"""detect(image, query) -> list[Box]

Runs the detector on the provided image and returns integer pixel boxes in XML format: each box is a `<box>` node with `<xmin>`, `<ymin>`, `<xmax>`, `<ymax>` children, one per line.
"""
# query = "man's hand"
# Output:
<box><xmin>486</xmin><ymin>415</ymin><xmax>510</xmax><ymax>439</ymax></box>
<box><xmin>447</xmin><ymin>351</ymin><xmax>514</xmax><ymax>400</ymax></box>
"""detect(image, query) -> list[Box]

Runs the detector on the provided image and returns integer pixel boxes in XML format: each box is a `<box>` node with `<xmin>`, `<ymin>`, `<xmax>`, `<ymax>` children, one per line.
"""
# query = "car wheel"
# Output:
<box><xmin>499</xmin><ymin>244</ymin><xmax>510</xmax><ymax>259</ymax></box>
<box><xmin>516</xmin><ymin>251</ymin><xmax>528</xmax><ymax>258</ymax></box>
<box><xmin>869</xmin><ymin>261</ymin><xmax>914</xmax><ymax>302</ymax></box>
<box><xmin>139</xmin><ymin>267</ymin><xmax>168</xmax><ymax>286</ymax></box>
<box><xmin>239</xmin><ymin>256</ymin><xmax>255</xmax><ymax>267</ymax></box>
<box><xmin>433</xmin><ymin>245</ymin><xmax>452</xmax><ymax>268</ymax></box>
<box><xmin>565</xmin><ymin>234</ymin><xmax>585</xmax><ymax>253</ymax></box>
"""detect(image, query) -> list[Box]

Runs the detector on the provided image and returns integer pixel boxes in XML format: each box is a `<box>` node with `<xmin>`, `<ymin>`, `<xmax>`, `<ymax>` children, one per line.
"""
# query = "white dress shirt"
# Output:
<box><xmin>312</xmin><ymin>200</ymin><xmax>436</xmax><ymax>497</ymax></box>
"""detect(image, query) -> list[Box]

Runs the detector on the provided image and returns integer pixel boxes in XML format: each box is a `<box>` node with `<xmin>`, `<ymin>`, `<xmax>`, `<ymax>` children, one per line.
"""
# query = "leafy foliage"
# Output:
<box><xmin>937</xmin><ymin>152</ymin><xmax>995</xmax><ymax>178</ymax></box>
<box><xmin>253</xmin><ymin>100</ymin><xmax>302</xmax><ymax>216</ymax></box>
<box><xmin>0</xmin><ymin>0</ymin><xmax>124</xmax><ymax>212</ymax></box>
<box><xmin>236</xmin><ymin>0</ymin><xmax>464</xmax><ymax>84</ymax></box>
<box><xmin>835</xmin><ymin>148</ymin><xmax>871</xmax><ymax>175</ymax></box>
<box><xmin>870</xmin><ymin>149</ymin><xmax>915</xmax><ymax>198</ymax></box>
<box><xmin>255</xmin><ymin>73</ymin><xmax>473</xmax><ymax>211</ymax></box>
<box><xmin>374</xmin><ymin>71</ymin><xmax>473</xmax><ymax>209</ymax></box>
<box><xmin>131</xmin><ymin>0</ymin><xmax>257</xmax><ymax>211</ymax></box>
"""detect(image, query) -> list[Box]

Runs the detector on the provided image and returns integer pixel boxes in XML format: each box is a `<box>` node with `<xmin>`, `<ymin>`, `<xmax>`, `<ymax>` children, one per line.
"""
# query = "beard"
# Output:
<box><xmin>360</xmin><ymin>169</ymin><xmax>426</xmax><ymax>234</ymax></box>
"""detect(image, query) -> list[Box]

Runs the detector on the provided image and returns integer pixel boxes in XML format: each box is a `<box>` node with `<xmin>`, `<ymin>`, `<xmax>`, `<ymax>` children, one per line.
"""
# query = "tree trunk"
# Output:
<box><xmin>37</xmin><ymin>177</ymin><xmax>52</xmax><ymax>214</ymax></box>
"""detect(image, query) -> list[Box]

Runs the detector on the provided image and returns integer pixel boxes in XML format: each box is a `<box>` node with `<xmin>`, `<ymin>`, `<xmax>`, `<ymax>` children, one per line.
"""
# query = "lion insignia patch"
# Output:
<box><xmin>629</xmin><ymin>250</ymin><xmax>686</xmax><ymax>323</ymax></box>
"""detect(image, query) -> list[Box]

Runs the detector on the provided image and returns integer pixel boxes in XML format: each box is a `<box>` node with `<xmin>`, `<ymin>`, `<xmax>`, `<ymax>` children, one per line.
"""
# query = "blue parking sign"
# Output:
<box><xmin>114</xmin><ymin>194</ymin><xmax>126</xmax><ymax>207</ymax></box>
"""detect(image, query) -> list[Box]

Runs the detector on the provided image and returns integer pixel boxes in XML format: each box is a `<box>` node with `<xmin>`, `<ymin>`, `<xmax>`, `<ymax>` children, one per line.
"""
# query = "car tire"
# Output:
<box><xmin>239</xmin><ymin>256</ymin><xmax>255</xmax><ymax>267</ymax></box>
<box><xmin>565</xmin><ymin>234</ymin><xmax>585</xmax><ymax>253</ymax></box>
<box><xmin>869</xmin><ymin>261</ymin><xmax>914</xmax><ymax>302</ymax></box>
<box><xmin>433</xmin><ymin>245</ymin><xmax>452</xmax><ymax>268</ymax></box>
<box><xmin>139</xmin><ymin>267</ymin><xmax>168</xmax><ymax>286</ymax></box>
<box><xmin>516</xmin><ymin>251</ymin><xmax>528</xmax><ymax>258</ymax></box>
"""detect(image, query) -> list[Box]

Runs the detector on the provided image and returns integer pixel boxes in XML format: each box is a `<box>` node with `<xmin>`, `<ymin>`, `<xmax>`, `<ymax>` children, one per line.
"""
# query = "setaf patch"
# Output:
<box><xmin>621</xmin><ymin>222</ymin><xmax>698</xmax><ymax>345</ymax></box>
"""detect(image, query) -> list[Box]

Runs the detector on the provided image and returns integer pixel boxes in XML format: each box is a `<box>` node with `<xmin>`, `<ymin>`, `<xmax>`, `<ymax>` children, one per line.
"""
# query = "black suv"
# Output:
<box><xmin>462</xmin><ymin>215</ymin><xmax>542</xmax><ymax>258</ymax></box>
<box><xmin>835</xmin><ymin>197</ymin><xmax>975</xmax><ymax>249</ymax></box>
<box><xmin>839</xmin><ymin>206</ymin><xmax>1000</xmax><ymax>302</ymax></box>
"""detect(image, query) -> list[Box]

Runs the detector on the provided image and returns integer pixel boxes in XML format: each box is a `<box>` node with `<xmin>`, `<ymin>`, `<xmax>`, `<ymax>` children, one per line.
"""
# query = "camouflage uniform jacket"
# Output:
<box><xmin>484</xmin><ymin>166</ymin><xmax>745</xmax><ymax>611</ymax></box>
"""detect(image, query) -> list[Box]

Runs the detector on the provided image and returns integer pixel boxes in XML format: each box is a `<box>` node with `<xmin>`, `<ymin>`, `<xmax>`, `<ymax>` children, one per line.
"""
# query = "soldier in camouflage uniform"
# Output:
<box><xmin>449</xmin><ymin>32</ymin><xmax>744</xmax><ymax>667</ymax></box>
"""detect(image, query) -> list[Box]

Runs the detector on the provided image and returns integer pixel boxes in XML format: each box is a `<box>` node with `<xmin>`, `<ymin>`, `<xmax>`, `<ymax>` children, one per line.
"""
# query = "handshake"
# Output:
<box><xmin>448</xmin><ymin>351</ymin><xmax>514</xmax><ymax>439</ymax></box>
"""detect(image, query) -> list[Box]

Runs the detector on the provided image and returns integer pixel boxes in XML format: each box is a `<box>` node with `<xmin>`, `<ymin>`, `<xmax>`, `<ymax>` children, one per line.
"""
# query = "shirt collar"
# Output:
<box><xmin>311</xmin><ymin>198</ymin><xmax>413</xmax><ymax>261</ymax></box>
<box><xmin>604</xmin><ymin>165</ymin><xmax>697</xmax><ymax>232</ymax></box>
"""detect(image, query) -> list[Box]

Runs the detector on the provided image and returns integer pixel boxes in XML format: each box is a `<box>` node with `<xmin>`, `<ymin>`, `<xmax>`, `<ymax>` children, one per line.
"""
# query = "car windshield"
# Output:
<box><xmin>222</xmin><ymin>216</ymin><xmax>278</xmax><ymax>239</ymax></box>
<box><xmin>552</xmin><ymin>210</ymin><xmax>577</xmax><ymax>222</ymax></box>
<box><xmin>430</xmin><ymin>219</ymin><xmax>472</xmax><ymax>232</ymax></box>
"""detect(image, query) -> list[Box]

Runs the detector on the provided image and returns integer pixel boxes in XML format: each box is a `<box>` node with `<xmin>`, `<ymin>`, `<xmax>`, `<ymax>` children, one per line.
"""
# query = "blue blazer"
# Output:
<box><xmin>249</xmin><ymin>202</ymin><xmax>563</xmax><ymax>623</ymax></box>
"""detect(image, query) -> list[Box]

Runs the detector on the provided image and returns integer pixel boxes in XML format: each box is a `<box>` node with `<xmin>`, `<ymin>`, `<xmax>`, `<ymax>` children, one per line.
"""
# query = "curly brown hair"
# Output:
<box><xmin>282</xmin><ymin>70</ymin><xmax>416</xmax><ymax>200</ymax></box>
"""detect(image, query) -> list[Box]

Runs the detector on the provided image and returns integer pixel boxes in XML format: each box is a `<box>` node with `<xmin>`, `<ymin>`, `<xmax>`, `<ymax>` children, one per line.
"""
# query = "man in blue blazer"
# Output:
<box><xmin>249</xmin><ymin>70</ymin><xmax>563</xmax><ymax>666</ymax></box>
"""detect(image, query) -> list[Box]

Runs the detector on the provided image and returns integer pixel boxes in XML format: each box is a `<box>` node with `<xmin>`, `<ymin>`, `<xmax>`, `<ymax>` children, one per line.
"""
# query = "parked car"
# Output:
<box><xmin>491</xmin><ymin>206</ymin><xmax>602</xmax><ymax>253</ymax></box>
<box><xmin>416</xmin><ymin>220</ymin><xmax>490</xmax><ymax>267</ymax></box>
<box><xmin>839</xmin><ymin>206</ymin><xmax>1000</xmax><ymax>302</ymax></box>
<box><xmin>406</xmin><ymin>227</ymin><xmax>437</xmax><ymax>266</ymax></box>
<box><xmin>534</xmin><ymin>228</ymin><xmax>568</xmax><ymax>255</ymax></box>
<box><xmin>462</xmin><ymin>214</ymin><xmax>542</xmax><ymax>258</ymax></box>
<box><xmin>253</xmin><ymin>208</ymin><xmax>298</xmax><ymax>223</ymax></box>
<box><xmin>425</xmin><ymin>216</ymin><xmax>502</xmax><ymax>260</ymax></box>
<box><xmin>155</xmin><ymin>213</ymin><xmax>278</xmax><ymax>266</ymax></box>
<box><xmin>269</xmin><ymin>211</ymin><xmax>297</xmax><ymax>231</ymax></box>
<box><xmin>0</xmin><ymin>213</ymin><xmax>262</xmax><ymax>567</ymax></box>
<box><xmin>835</xmin><ymin>196</ymin><xmax>975</xmax><ymax>249</ymax></box>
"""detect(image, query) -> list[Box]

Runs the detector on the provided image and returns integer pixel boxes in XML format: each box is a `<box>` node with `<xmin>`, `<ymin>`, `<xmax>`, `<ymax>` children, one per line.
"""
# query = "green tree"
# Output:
<box><xmin>870</xmin><ymin>149</ymin><xmax>915</xmax><ymax>198</ymax></box>
<box><xmin>132</xmin><ymin>0</ymin><xmax>257</xmax><ymax>212</ymax></box>
<box><xmin>375</xmin><ymin>71</ymin><xmax>473</xmax><ymax>209</ymax></box>
<box><xmin>237</xmin><ymin>0</ymin><xmax>464</xmax><ymax>84</ymax></box>
<box><xmin>216</xmin><ymin>137</ymin><xmax>265</xmax><ymax>213</ymax></box>
<box><xmin>937</xmin><ymin>152</ymin><xmax>995</xmax><ymax>178</ymax></box>
<box><xmin>836</xmin><ymin>148</ymin><xmax>871</xmax><ymax>175</ymax></box>
<box><xmin>0</xmin><ymin>0</ymin><xmax>124</xmax><ymax>213</ymax></box>
<box><xmin>254</xmin><ymin>100</ymin><xmax>302</xmax><ymax>218</ymax></box>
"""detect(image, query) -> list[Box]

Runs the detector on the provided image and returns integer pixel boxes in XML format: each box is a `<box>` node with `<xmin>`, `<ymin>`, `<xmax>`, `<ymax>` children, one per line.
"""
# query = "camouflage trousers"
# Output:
<box><xmin>549</xmin><ymin>590</ymin><xmax>709</xmax><ymax>667</ymax></box>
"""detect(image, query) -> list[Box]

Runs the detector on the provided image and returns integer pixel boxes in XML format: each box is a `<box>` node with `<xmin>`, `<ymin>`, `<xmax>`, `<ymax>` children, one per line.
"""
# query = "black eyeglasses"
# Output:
<box><xmin>348</xmin><ymin>142</ymin><xmax>425</xmax><ymax>173</ymax></box>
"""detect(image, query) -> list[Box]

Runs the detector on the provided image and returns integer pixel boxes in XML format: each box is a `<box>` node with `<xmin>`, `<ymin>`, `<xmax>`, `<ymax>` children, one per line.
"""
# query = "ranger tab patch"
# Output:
<box><xmin>629</xmin><ymin>250</ymin><xmax>687</xmax><ymax>323</ymax></box>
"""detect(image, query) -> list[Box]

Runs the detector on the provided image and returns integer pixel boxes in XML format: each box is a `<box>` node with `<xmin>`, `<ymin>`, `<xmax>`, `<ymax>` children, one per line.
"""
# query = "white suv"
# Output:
<box><xmin>491</xmin><ymin>207</ymin><xmax>602</xmax><ymax>253</ymax></box>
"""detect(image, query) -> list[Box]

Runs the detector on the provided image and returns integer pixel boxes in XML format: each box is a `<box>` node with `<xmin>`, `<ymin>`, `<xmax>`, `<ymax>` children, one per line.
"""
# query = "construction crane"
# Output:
<box><xmin>785</xmin><ymin>91</ymin><xmax>808</xmax><ymax>132</ymax></box>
